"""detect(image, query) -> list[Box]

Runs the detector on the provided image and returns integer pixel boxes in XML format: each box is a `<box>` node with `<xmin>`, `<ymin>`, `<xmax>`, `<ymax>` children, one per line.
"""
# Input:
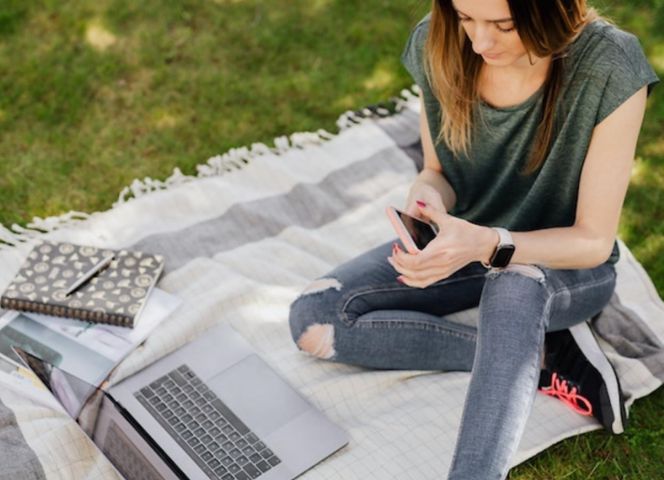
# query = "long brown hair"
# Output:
<box><xmin>425</xmin><ymin>0</ymin><xmax>597</xmax><ymax>174</ymax></box>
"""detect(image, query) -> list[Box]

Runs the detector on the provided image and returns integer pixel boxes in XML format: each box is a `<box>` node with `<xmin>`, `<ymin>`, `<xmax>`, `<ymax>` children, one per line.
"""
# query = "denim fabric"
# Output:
<box><xmin>289</xmin><ymin>239</ymin><xmax>617</xmax><ymax>480</ymax></box>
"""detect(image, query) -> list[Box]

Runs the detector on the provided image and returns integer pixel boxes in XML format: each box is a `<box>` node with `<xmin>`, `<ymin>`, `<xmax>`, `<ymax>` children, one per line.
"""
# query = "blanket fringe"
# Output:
<box><xmin>0</xmin><ymin>211</ymin><xmax>92</xmax><ymax>249</ymax></box>
<box><xmin>0</xmin><ymin>86</ymin><xmax>420</xmax><ymax>250</ymax></box>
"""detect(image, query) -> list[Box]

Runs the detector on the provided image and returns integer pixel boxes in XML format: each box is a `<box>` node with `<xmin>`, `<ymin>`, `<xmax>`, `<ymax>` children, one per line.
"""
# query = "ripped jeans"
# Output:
<box><xmin>288</xmin><ymin>239</ymin><xmax>617</xmax><ymax>480</ymax></box>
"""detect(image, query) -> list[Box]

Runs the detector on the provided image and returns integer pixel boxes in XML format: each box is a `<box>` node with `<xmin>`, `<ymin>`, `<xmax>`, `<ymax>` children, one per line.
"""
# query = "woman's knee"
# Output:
<box><xmin>484</xmin><ymin>264</ymin><xmax>548</xmax><ymax>292</ymax></box>
<box><xmin>288</xmin><ymin>276</ymin><xmax>344</xmax><ymax>358</ymax></box>
<box><xmin>288</xmin><ymin>242</ymin><xmax>395</xmax><ymax>358</ymax></box>
<box><xmin>293</xmin><ymin>323</ymin><xmax>336</xmax><ymax>360</ymax></box>
<box><xmin>481</xmin><ymin>265</ymin><xmax>551</xmax><ymax>327</ymax></box>
<box><xmin>499</xmin><ymin>263</ymin><xmax>546</xmax><ymax>283</ymax></box>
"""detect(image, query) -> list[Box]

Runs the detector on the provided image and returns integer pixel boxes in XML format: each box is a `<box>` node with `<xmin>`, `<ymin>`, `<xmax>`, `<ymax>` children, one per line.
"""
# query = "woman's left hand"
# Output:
<box><xmin>388</xmin><ymin>202</ymin><xmax>496</xmax><ymax>288</ymax></box>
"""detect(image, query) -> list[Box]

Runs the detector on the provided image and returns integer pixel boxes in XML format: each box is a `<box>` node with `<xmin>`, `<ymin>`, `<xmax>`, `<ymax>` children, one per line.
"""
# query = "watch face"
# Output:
<box><xmin>491</xmin><ymin>245</ymin><xmax>516</xmax><ymax>268</ymax></box>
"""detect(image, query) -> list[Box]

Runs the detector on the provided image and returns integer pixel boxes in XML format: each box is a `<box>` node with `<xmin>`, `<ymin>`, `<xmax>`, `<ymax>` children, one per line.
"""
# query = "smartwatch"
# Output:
<box><xmin>484</xmin><ymin>227</ymin><xmax>515</xmax><ymax>269</ymax></box>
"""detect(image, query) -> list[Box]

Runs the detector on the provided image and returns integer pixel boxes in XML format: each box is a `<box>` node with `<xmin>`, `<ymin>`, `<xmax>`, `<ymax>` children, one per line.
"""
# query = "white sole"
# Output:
<box><xmin>569</xmin><ymin>321</ymin><xmax>624</xmax><ymax>433</ymax></box>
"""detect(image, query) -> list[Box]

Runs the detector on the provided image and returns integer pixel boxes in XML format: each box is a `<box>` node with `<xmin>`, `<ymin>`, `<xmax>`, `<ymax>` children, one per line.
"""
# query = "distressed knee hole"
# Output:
<box><xmin>300</xmin><ymin>277</ymin><xmax>342</xmax><ymax>296</ymax></box>
<box><xmin>296</xmin><ymin>324</ymin><xmax>336</xmax><ymax>359</ymax></box>
<box><xmin>503</xmin><ymin>263</ymin><xmax>546</xmax><ymax>282</ymax></box>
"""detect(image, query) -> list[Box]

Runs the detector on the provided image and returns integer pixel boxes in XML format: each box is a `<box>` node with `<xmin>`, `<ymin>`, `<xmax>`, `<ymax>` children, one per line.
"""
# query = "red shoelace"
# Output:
<box><xmin>539</xmin><ymin>372</ymin><xmax>593</xmax><ymax>416</ymax></box>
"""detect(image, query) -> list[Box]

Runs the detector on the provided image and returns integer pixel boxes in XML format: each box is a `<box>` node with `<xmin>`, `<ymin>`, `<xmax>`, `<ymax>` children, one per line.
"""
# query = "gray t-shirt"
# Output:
<box><xmin>401</xmin><ymin>15</ymin><xmax>659</xmax><ymax>264</ymax></box>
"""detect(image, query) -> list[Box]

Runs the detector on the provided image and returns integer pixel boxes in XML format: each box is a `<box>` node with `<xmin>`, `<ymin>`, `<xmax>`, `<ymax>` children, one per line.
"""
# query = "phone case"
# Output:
<box><xmin>385</xmin><ymin>207</ymin><xmax>421</xmax><ymax>254</ymax></box>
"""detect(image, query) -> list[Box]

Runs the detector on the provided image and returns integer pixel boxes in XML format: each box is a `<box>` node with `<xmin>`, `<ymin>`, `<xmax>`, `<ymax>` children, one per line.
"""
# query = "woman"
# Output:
<box><xmin>289</xmin><ymin>0</ymin><xmax>659</xmax><ymax>478</ymax></box>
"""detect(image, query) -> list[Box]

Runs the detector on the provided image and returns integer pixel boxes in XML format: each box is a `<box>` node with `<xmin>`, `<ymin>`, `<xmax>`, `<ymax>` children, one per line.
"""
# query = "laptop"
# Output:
<box><xmin>13</xmin><ymin>323</ymin><xmax>348</xmax><ymax>480</ymax></box>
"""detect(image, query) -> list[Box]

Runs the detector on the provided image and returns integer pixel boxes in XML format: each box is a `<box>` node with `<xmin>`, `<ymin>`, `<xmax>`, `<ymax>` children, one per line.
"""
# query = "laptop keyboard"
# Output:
<box><xmin>134</xmin><ymin>364</ymin><xmax>282</xmax><ymax>480</ymax></box>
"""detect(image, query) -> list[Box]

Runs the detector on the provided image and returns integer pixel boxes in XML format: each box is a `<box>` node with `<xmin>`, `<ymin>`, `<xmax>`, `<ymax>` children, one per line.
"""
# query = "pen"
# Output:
<box><xmin>65</xmin><ymin>254</ymin><xmax>115</xmax><ymax>296</ymax></box>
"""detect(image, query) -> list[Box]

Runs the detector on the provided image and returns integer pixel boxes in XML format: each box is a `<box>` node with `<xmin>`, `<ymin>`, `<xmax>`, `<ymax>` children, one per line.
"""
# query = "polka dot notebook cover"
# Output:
<box><xmin>0</xmin><ymin>241</ymin><xmax>164</xmax><ymax>328</ymax></box>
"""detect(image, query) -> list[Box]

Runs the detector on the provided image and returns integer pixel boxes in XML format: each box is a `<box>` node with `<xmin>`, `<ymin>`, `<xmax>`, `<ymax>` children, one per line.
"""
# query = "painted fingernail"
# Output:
<box><xmin>396</xmin><ymin>276</ymin><xmax>405</xmax><ymax>284</ymax></box>
<box><xmin>416</xmin><ymin>200</ymin><xmax>426</xmax><ymax>207</ymax></box>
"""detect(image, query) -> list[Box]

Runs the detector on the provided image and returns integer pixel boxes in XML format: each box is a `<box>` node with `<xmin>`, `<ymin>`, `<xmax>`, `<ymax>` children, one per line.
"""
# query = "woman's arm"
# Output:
<box><xmin>481</xmin><ymin>85</ymin><xmax>650</xmax><ymax>269</ymax></box>
<box><xmin>406</xmin><ymin>96</ymin><xmax>457</xmax><ymax>213</ymax></box>
<box><xmin>390</xmin><ymin>86</ymin><xmax>649</xmax><ymax>287</ymax></box>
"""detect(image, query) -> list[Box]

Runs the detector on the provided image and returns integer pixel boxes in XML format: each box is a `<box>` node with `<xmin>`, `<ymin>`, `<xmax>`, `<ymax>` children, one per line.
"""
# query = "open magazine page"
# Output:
<box><xmin>25</xmin><ymin>287</ymin><xmax>181</xmax><ymax>364</ymax></box>
<box><xmin>0</xmin><ymin>288</ymin><xmax>181</xmax><ymax>401</ymax></box>
<box><xmin>0</xmin><ymin>353</ymin><xmax>65</xmax><ymax>413</ymax></box>
<box><xmin>11</xmin><ymin>347</ymin><xmax>98</xmax><ymax>419</ymax></box>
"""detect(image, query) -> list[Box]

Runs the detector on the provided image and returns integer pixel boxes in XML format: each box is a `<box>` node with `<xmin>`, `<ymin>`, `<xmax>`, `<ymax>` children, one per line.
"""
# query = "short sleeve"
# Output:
<box><xmin>595</xmin><ymin>31</ymin><xmax>659</xmax><ymax>125</ymax></box>
<box><xmin>400</xmin><ymin>14</ymin><xmax>431</xmax><ymax>92</ymax></box>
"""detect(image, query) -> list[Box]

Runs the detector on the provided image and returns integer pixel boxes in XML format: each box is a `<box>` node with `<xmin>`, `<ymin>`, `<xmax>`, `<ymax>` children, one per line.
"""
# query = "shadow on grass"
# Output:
<box><xmin>0</xmin><ymin>0</ymin><xmax>29</xmax><ymax>36</ymax></box>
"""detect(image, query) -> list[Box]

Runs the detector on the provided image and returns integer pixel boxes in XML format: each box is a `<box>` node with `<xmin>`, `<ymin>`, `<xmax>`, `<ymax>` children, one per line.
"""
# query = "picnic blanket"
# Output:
<box><xmin>1</xmin><ymin>89</ymin><xmax>663</xmax><ymax>479</ymax></box>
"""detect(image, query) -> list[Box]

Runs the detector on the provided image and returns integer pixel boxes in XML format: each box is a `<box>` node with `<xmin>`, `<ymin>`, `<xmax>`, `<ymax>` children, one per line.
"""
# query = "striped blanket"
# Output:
<box><xmin>1</xmin><ymin>91</ymin><xmax>663</xmax><ymax>479</ymax></box>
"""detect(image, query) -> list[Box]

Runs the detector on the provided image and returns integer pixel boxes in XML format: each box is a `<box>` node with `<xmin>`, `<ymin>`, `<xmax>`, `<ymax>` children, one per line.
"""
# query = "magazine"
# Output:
<box><xmin>0</xmin><ymin>287</ymin><xmax>181</xmax><ymax>416</ymax></box>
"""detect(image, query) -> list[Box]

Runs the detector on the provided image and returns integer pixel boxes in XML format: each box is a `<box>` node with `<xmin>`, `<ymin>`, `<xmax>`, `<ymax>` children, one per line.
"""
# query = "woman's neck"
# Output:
<box><xmin>483</xmin><ymin>54</ymin><xmax>552</xmax><ymax>88</ymax></box>
<box><xmin>478</xmin><ymin>55</ymin><xmax>552</xmax><ymax>108</ymax></box>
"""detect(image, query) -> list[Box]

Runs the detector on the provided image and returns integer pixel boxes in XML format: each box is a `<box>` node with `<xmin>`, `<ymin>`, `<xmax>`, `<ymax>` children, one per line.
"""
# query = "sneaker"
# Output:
<box><xmin>538</xmin><ymin>321</ymin><xmax>627</xmax><ymax>434</ymax></box>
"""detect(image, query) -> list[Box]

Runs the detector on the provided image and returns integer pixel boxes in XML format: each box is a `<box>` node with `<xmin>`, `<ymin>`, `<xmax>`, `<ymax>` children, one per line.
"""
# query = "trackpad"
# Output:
<box><xmin>207</xmin><ymin>354</ymin><xmax>310</xmax><ymax>435</ymax></box>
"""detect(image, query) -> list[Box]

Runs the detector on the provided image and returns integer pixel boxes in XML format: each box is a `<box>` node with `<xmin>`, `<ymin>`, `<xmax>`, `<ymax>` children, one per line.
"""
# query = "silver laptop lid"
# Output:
<box><xmin>111</xmin><ymin>323</ymin><xmax>349</xmax><ymax>479</ymax></box>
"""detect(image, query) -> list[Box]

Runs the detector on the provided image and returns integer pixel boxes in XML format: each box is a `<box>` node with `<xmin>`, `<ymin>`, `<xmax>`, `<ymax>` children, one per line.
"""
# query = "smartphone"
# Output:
<box><xmin>386</xmin><ymin>206</ymin><xmax>439</xmax><ymax>254</ymax></box>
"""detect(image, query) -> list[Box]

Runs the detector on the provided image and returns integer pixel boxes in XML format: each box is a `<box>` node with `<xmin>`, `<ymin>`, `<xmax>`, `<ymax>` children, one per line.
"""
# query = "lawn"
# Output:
<box><xmin>1</xmin><ymin>0</ymin><xmax>663</xmax><ymax>478</ymax></box>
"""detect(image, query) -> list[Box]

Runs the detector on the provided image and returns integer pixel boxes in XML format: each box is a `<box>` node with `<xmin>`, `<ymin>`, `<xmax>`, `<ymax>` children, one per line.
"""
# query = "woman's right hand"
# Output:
<box><xmin>405</xmin><ymin>182</ymin><xmax>446</xmax><ymax>219</ymax></box>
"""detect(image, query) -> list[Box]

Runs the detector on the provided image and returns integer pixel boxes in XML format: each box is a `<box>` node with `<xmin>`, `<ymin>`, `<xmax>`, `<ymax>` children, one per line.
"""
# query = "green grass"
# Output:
<box><xmin>0</xmin><ymin>0</ymin><xmax>428</xmax><ymax>226</ymax></box>
<box><xmin>1</xmin><ymin>1</ymin><xmax>663</xmax><ymax>478</ymax></box>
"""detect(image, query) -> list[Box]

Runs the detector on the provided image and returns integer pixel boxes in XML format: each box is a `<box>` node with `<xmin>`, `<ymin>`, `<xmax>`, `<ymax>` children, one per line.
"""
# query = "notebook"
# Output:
<box><xmin>0</xmin><ymin>241</ymin><xmax>164</xmax><ymax>328</ymax></box>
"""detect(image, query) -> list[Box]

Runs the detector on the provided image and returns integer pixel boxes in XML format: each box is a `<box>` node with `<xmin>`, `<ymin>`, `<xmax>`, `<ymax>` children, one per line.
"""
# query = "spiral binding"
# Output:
<box><xmin>0</xmin><ymin>297</ymin><xmax>132</xmax><ymax>328</ymax></box>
